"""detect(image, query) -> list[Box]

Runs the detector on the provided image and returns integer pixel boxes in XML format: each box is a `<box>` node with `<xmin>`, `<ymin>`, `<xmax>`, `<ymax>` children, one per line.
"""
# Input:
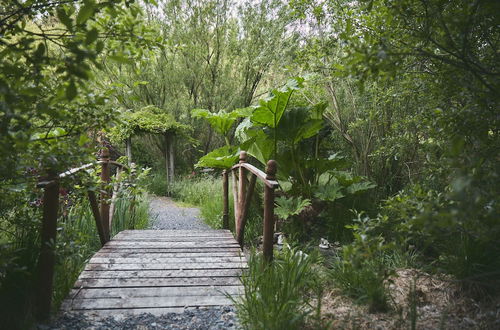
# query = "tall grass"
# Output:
<box><xmin>167</xmin><ymin>175</ymin><xmax>264</xmax><ymax>244</ymax></box>
<box><xmin>167</xmin><ymin>175</ymin><xmax>232</xmax><ymax>229</ymax></box>
<box><xmin>231</xmin><ymin>246</ymin><xmax>322</xmax><ymax>329</ymax></box>
<box><xmin>53</xmin><ymin>191</ymin><xmax>150</xmax><ymax>308</ymax></box>
<box><xmin>0</xmin><ymin>180</ymin><xmax>151</xmax><ymax>329</ymax></box>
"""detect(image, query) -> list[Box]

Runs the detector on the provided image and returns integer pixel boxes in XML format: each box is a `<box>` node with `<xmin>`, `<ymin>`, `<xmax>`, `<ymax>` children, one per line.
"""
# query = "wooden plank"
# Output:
<box><xmin>116</xmin><ymin>230</ymin><xmax>232</xmax><ymax>236</ymax></box>
<box><xmin>85</xmin><ymin>262</ymin><xmax>247</xmax><ymax>271</ymax></box>
<box><xmin>103</xmin><ymin>241</ymin><xmax>240</xmax><ymax>248</ymax></box>
<box><xmin>62</xmin><ymin>229</ymin><xmax>247</xmax><ymax>314</ymax></box>
<box><xmin>88</xmin><ymin>256</ymin><xmax>246</xmax><ymax>264</ymax></box>
<box><xmin>111</xmin><ymin>236</ymin><xmax>235</xmax><ymax>242</ymax></box>
<box><xmin>114</xmin><ymin>233</ymin><xmax>235</xmax><ymax>239</ymax></box>
<box><xmin>79</xmin><ymin>268</ymin><xmax>243</xmax><ymax>279</ymax></box>
<box><xmin>69</xmin><ymin>295</ymin><xmax>234</xmax><ymax>310</ymax></box>
<box><xmin>94</xmin><ymin>251</ymin><xmax>242</xmax><ymax>258</ymax></box>
<box><xmin>74</xmin><ymin>276</ymin><xmax>241</xmax><ymax>288</ymax></box>
<box><xmin>69</xmin><ymin>285</ymin><xmax>243</xmax><ymax>299</ymax></box>
<box><xmin>98</xmin><ymin>247</ymin><xmax>242</xmax><ymax>253</ymax></box>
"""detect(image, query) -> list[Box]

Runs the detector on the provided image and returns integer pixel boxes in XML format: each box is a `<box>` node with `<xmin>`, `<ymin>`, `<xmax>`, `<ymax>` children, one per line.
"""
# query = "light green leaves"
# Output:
<box><xmin>77</xmin><ymin>0</ymin><xmax>96</xmax><ymax>25</ymax></box>
<box><xmin>251</xmin><ymin>77</ymin><xmax>304</xmax><ymax>128</ymax></box>
<box><xmin>314</xmin><ymin>183</ymin><xmax>345</xmax><ymax>202</ymax></box>
<box><xmin>195</xmin><ymin>146</ymin><xmax>239</xmax><ymax>169</ymax></box>
<box><xmin>191</xmin><ymin>108</ymin><xmax>250</xmax><ymax>138</ymax></box>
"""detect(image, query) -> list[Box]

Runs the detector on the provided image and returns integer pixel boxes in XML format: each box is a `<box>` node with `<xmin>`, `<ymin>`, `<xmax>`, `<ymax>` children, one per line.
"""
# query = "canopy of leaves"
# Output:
<box><xmin>111</xmin><ymin>106</ymin><xmax>190</xmax><ymax>141</ymax></box>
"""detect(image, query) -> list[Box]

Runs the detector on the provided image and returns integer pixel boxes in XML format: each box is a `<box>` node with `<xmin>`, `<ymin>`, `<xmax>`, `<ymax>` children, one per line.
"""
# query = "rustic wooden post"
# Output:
<box><xmin>87</xmin><ymin>190</ymin><xmax>107</xmax><ymax>246</ymax></box>
<box><xmin>236</xmin><ymin>174</ymin><xmax>256</xmax><ymax>247</ymax></box>
<box><xmin>100</xmin><ymin>148</ymin><xmax>111</xmax><ymax>241</ymax></box>
<box><xmin>222</xmin><ymin>170</ymin><xmax>229</xmax><ymax>229</ymax></box>
<box><xmin>263</xmin><ymin>160</ymin><xmax>277</xmax><ymax>262</ymax></box>
<box><xmin>232</xmin><ymin>170</ymin><xmax>239</xmax><ymax>229</ymax></box>
<box><xmin>237</xmin><ymin>151</ymin><xmax>247</xmax><ymax>237</ymax></box>
<box><xmin>36</xmin><ymin>172</ymin><xmax>59</xmax><ymax>321</ymax></box>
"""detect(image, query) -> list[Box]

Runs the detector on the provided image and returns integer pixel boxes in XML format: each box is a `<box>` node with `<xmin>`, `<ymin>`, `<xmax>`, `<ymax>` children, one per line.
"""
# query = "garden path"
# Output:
<box><xmin>149</xmin><ymin>196</ymin><xmax>211</xmax><ymax>230</ymax></box>
<box><xmin>58</xmin><ymin>197</ymin><xmax>246</xmax><ymax>321</ymax></box>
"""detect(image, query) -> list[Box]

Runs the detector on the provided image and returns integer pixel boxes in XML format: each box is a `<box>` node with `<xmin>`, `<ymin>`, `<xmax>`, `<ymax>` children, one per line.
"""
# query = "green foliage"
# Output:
<box><xmin>195</xmin><ymin>146</ymin><xmax>240</xmax><ymax>169</ymax></box>
<box><xmin>275</xmin><ymin>196</ymin><xmax>311</xmax><ymax>220</ymax></box>
<box><xmin>110</xmin><ymin>105</ymin><xmax>190</xmax><ymax>142</ymax></box>
<box><xmin>192</xmin><ymin>108</ymin><xmax>250</xmax><ymax>138</ymax></box>
<box><xmin>167</xmin><ymin>175</ymin><xmax>232</xmax><ymax>229</ymax></box>
<box><xmin>330</xmin><ymin>214</ymin><xmax>395</xmax><ymax>313</ymax></box>
<box><xmin>0</xmin><ymin>0</ymin><xmax>158</xmax><ymax>181</ymax></box>
<box><xmin>232</xmin><ymin>245</ymin><xmax>322</xmax><ymax>329</ymax></box>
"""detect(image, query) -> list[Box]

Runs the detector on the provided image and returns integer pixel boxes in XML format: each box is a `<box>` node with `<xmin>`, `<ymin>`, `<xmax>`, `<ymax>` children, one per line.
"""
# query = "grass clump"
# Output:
<box><xmin>167</xmin><ymin>175</ymin><xmax>231</xmax><ymax>229</ymax></box>
<box><xmin>232</xmin><ymin>245</ymin><xmax>322</xmax><ymax>329</ymax></box>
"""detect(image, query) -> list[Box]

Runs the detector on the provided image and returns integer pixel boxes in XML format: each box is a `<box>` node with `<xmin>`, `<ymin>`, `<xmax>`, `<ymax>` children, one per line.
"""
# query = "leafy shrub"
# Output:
<box><xmin>330</xmin><ymin>213</ymin><xmax>395</xmax><ymax>313</ymax></box>
<box><xmin>368</xmin><ymin>182</ymin><xmax>500</xmax><ymax>293</ymax></box>
<box><xmin>232</xmin><ymin>245</ymin><xmax>322</xmax><ymax>329</ymax></box>
<box><xmin>145</xmin><ymin>171</ymin><xmax>169</xmax><ymax>196</ymax></box>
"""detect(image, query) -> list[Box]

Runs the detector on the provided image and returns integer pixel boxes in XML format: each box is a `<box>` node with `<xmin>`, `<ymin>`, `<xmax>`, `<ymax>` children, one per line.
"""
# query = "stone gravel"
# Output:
<box><xmin>149</xmin><ymin>197</ymin><xmax>211</xmax><ymax>230</ymax></box>
<box><xmin>41</xmin><ymin>306</ymin><xmax>239</xmax><ymax>330</ymax></box>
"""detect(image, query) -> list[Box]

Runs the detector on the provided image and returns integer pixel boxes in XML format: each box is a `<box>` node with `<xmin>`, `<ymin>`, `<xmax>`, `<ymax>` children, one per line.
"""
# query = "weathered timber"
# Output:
<box><xmin>263</xmin><ymin>160</ymin><xmax>277</xmax><ymax>261</ymax></box>
<box><xmin>87</xmin><ymin>190</ymin><xmax>107</xmax><ymax>246</ymax></box>
<box><xmin>78</xmin><ymin>268</ymin><xmax>243</xmax><ymax>279</ymax></box>
<box><xmin>36</xmin><ymin>174</ymin><xmax>59</xmax><ymax>321</ymax></box>
<box><xmin>99</xmin><ymin>148</ymin><xmax>111</xmax><ymax>241</ymax></box>
<box><xmin>222</xmin><ymin>170</ymin><xmax>229</xmax><ymax>229</ymax></box>
<box><xmin>62</xmin><ymin>229</ymin><xmax>247</xmax><ymax>317</ymax></box>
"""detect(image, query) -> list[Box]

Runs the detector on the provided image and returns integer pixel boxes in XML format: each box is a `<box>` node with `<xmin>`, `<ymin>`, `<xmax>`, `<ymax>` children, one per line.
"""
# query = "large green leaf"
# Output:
<box><xmin>195</xmin><ymin>146</ymin><xmax>239</xmax><ymax>169</ymax></box>
<box><xmin>275</xmin><ymin>196</ymin><xmax>311</xmax><ymax>220</ymax></box>
<box><xmin>314</xmin><ymin>181</ymin><xmax>345</xmax><ymax>202</ymax></box>
<box><xmin>192</xmin><ymin>108</ymin><xmax>247</xmax><ymax>137</ymax></box>
<box><xmin>276</xmin><ymin>106</ymin><xmax>323</xmax><ymax>144</ymax></box>
<box><xmin>251</xmin><ymin>77</ymin><xmax>304</xmax><ymax>128</ymax></box>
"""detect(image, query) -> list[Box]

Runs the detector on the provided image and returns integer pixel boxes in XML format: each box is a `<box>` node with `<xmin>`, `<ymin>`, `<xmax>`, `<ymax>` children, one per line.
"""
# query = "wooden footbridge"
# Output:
<box><xmin>36</xmin><ymin>149</ymin><xmax>277</xmax><ymax>320</ymax></box>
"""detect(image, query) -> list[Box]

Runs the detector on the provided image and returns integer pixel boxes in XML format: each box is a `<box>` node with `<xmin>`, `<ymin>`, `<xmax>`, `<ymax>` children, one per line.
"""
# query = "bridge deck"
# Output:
<box><xmin>62</xmin><ymin>230</ymin><xmax>247</xmax><ymax>316</ymax></box>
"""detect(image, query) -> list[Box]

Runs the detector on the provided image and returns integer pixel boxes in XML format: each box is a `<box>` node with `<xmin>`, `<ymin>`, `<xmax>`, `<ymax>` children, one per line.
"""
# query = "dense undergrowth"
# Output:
<box><xmin>0</xmin><ymin>174</ymin><xmax>150</xmax><ymax>329</ymax></box>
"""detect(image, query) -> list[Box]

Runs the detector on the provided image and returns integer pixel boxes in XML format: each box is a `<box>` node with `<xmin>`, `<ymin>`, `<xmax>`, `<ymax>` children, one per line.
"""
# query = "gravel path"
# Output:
<box><xmin>149</xmin><ymin>196</ymin><xmax>211</xmax><ymax>230</ymax></box>
<box><xmin>42</xmin><ymin>307</ymin><xmax>238</xmax><ymax>330</ymax></box>
<box><xmin>40</xmin><ymin>197</ymin><xmax>241</xmax><ymax>329</ymax></box>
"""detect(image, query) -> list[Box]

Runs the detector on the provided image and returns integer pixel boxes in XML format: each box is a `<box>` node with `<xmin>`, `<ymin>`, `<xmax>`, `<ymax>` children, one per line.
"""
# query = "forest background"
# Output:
<box><xmin>0</xmin><ymin>0</ymin><xmax>498</xmax><ymax>328</ymax></box>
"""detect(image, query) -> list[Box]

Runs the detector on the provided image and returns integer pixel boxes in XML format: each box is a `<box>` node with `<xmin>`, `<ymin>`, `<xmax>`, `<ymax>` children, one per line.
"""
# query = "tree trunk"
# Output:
<box><xmin>126</xmin><ymin>137</ymin><xmax>132</xmax><ymax>166</ymax></box>
<box><xmin>168</xmin><ymin>134</ymin><xmax>175</xmax><ymax>184</ymax></box>
<box><xmin>165</xmin><ymin>132</ymin><xmax>170</xmax><ymax>187</ymax></box>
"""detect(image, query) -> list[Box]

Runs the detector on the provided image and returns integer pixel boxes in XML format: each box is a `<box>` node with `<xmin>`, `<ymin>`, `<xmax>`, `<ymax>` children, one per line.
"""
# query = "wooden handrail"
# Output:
<box><xmin>223</xmin><ymin>151</ymin><xmax>278</xmax><ymax>261</ymax></box>
<box><xmin>35</xmin><ymin>147</ymin><xmax>131</xmax><ymax>321</ymax></box>
<box><xmin>231</xmin><ymin>163</ymin><xmax>279</xmax><ymax>188</ymax></box>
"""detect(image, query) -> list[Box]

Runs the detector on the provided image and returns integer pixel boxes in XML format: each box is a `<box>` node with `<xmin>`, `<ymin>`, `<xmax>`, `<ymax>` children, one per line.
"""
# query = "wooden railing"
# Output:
<box><xmin>222</xmin><ymin>151</ymin><xmax>278</xmax><ymax>261</ymax></box>
<box><xmin>35</xmin><ymin>148</ymin><xmax>130</xmax><ymax>321</ymax></box>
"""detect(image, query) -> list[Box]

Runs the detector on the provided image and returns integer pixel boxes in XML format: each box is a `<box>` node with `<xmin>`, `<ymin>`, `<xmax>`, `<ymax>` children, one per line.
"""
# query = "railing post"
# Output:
<box><xmin>222</xmin><ymin>170</ymin><xmax>229</xmax><ymax>229</ymax></box>
<box><xmin>87</xmin><ymin>190</ymin><xmax>107</xmax><ymax>246</ymax></box>
<box><xmin>100</xmin><ymin>148</ymin><xmax>111</xmax><ymax>241</ymax></box>
<box><xmin>36</xmin><ymin>172</ymin><xmax>59</xmax><ymax>321</ymax></box>
<box><xmin>237</xmin><ymin>151</ymin><xmax>247</xmax><ymax>243</ymax></box>
<box><xmin>263</xmin><ymin>160</ymin><xmax>277</xmax><ymax>262</ymax></box>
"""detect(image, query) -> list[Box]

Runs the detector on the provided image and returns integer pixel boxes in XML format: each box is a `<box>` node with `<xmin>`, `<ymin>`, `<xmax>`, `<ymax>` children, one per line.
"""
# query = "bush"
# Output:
<box><xmin>145</xmin><ymin>171</ymin><xmax>169</xmax><ymax>196</ymax></box>
<box><xmin>0</xmin><ymin>169</ymin><xmax>151</xmax><ymax>328</ymax></box>
<box><xmin>232</xmin><ymin>245</ymin><xmax>322</xmax><ymax>329</ymax></box>
<box><xmin>329</xmin><ymin>214</ymin><xmax>395</xmax><ymax>313</ymax></box>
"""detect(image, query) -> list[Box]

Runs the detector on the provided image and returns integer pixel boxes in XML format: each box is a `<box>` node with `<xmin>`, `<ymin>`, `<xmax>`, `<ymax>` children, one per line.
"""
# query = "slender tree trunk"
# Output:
<box><xmin>126</xmin><ymin>137</ymin><xmax>132</xmax><ymax>166</ymax></box>
<box><xmin>165</xmin><ymin>132</ymin><xmax>170</xmax><ymax>187</ymax></box>
<box><xmin>168</xmin><ymin>134</ymin><xmax>175</xmax><ymax>184</ymax></box>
